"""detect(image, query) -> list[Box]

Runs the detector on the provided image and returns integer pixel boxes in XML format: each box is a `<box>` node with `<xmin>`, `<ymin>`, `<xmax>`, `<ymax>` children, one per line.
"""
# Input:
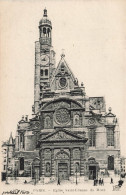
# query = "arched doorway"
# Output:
<box><xmin>55</xmin><ymin>150</ymin><xmax>69</xmax><ymax>180</ymax></box>
<box><xmin>86</xmin><ymin>157</ymin><xmax>99</xmax><ymax>180</ymax></box>
<box><xmin>108</xmin><ymin>156</ymin><xmax>114</xmax><ymax>170</ymax></box>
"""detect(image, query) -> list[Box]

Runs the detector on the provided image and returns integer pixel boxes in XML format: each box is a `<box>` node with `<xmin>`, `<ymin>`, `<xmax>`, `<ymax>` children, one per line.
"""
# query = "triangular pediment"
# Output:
<box><xmin>41</xmin><ymin>129</ymin><xmax>85</xmax><ymax>142</ymax></box>
<box><xmin>105</xmin><ymin>112</ymin><xmax>116</xmax><ymax>117</ymax></box>
<box><xmin>50</xmin><ymin>56</ymin><xmax>79</xmax><ymax>91</ymax></box>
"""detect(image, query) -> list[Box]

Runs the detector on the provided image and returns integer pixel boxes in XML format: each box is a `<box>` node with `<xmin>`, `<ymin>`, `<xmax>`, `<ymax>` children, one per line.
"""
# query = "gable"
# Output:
<box><xmin>41</xmin><ymin>129</ymin><xmax>84</xmax><ymax>142</ymax></box>
<box><xmin>50</xmin><ymin>57</ymin><xmax>78</xmax><ymax>91</ymax></box>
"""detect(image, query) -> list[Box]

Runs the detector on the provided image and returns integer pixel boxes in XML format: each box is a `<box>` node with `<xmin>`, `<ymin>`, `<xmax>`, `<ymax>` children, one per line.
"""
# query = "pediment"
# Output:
<box><xmin>41</xmin><ymin>129</ymin><xmax>85</xmax><ymax>142</ymax></box>
<box><xmin>32</xmin><ymin>157</ymin><xmax>40</xmax><ymax>166</ymax></box>
<box><xmin>50</xmin><ymin>57</ymin><xmax>78</xmax><ymax>90</ymax></box>
<box><xmin>105</xmin><ymin>112</ymin><xmax>116</xmax><ymax>117</ymax></box>
<box><xmin>53</xmin><ymin>59</ymin><xmax>75</xmax><ymax>80</ymax></box>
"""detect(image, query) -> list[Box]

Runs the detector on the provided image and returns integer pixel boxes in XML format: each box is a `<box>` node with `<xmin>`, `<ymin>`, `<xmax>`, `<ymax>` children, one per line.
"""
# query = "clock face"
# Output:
<box><xmin>41</xmin><ymin>55</ymin><xmax>49</xmax><ymax>65</ymax></box>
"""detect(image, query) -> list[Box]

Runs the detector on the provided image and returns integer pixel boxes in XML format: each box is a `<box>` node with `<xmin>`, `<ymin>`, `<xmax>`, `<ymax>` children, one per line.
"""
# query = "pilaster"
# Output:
<box><xmin>70</xmin><ymin>148</ymin><xmax>74</xmax><ymax>175</ymax></box>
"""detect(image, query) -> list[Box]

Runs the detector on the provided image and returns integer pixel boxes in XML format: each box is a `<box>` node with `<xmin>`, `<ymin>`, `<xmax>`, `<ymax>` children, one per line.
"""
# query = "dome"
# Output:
<box><xmin>39</xmin><ymin>8</ymin><xmax>52</xmax><ymax>27</ymax></box>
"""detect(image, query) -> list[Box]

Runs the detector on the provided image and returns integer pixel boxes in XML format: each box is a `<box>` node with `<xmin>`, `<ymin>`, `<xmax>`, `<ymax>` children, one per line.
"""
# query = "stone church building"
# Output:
<box><xmin>5</xmin><ymin>9</ymin><xmax>120</xmax><ymax>181</ymax></box>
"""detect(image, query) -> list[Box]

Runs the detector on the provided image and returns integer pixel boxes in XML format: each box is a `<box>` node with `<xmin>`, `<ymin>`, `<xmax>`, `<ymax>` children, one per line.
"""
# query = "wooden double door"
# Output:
<box><xmin>58</xmin><ymin>163</ymin><xmax>69</xmax><ymax>180</ymax></box>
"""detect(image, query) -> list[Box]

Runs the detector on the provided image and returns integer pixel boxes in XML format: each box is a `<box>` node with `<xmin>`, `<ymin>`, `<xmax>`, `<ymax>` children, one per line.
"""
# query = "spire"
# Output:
<box><xmin>9</xmin><ymin>132</ymin><xmax>13</xmax><ymax>145</ymax></box>
<box><xmin>43</xmin><ymin>8</ymin><xmax>47</xmax><ymax>17</ymax></box>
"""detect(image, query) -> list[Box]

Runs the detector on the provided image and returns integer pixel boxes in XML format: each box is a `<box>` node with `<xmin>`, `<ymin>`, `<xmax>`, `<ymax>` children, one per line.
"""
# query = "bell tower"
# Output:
<box><xmin>34</xmin><ymin>9</ymin><xmax>56</xmax><ymax>114</ymax></box>
<box><xmin>39</xmin><ymin>8</ymin><xmax>52</xmax><ymax>48</ymax></box>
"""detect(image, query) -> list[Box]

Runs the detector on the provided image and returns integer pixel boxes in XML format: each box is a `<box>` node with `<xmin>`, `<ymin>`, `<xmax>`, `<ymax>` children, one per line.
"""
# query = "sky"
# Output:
<box><xmin>0</xmin><ymin>0</ymin><xmax>126</xmax><ymax>156</ymax></box>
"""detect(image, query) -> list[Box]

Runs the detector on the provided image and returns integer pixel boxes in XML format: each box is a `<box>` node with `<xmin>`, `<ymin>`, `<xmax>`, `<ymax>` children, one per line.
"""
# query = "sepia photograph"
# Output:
<box><xmin>0</xmin><ymin>0</ymin><xmax>126</xmax><ymax>194</ymax></box>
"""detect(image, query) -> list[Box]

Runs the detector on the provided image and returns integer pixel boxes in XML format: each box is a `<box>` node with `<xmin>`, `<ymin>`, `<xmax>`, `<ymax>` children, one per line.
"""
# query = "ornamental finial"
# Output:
<box><xmin>61</xmin><ymin>49</ymin><xmax>65</xmax><ymax>58</ymax></box>
<box><xmin>108</xmin><ymin>107</ymin><xmax>112</xmax><ymax>113</ymax></box>
<box><xmin>43</xmin><ymin>8</ymin><xmax>47</xmax><ymax>17</ymax></box>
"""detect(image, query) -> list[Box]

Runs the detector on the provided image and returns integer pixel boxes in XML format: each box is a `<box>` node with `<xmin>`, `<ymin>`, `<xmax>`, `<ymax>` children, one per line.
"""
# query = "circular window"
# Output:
<box><xmin>88</xmin><ymin>118</ymin><xmax>95</xmax><ymax>125</ymax></box>
<box><xmin>59</xmin><ymin>77</ymin><xmax>67</xmax><ymax>88</ymax></box>
<box><xmin>55</xmin><ymin>108</ymin><xmax>70</xmax><ymax>125</ymax></box>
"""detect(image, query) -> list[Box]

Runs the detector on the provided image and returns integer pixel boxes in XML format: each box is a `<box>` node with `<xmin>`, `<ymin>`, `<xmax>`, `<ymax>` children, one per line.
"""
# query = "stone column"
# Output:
<box><xmin>80</xmin><ymin>147</ymin><xmax>84</xmax><ymax>176</ymax></box>
<box><xmin>70</xmin><ymin>148</ymin><xmax>74</xmax><ymax>176</ymax></box>
<box><xmin>51</xmin><ymin>148</ymin><xmax>55</xmax><ymax>176</ymax></box>
<box><xmin>40</xmin><ymin>148</ymin><xmax>44</xmax><ymax>176</ymax></box>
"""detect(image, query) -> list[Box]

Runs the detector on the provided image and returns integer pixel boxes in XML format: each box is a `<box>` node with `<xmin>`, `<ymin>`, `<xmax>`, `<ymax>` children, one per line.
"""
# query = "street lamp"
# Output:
<box><xmin>76</xmin><ymin>165</ymin><xmax>78</xmax><ymax>185</ymax></box>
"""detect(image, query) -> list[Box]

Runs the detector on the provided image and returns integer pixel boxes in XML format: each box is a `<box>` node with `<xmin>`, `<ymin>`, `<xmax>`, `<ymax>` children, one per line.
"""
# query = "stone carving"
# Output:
<box><xmin>55</xmin><ymin>108</ymin><xmax>70</xmax><ymax>124</ymax></box>
<box><xmin>44</xmin><ymin>116</ymin><xmax>52</xmax><ymax>128</ymax></box>
<box><xmin>46</xmin><ymin>162</ymin><xmax>51</xmax><ymax>173</ymax></box>
<box><xmin>54</xmin><ymin>101</ymin><xmax>70</xmax><ymax>109</ymax></box>
<box><xmin>44</xmin><ymin>149</ymin><xmax>51</xmax><ymax>159</ymax></box>
<box><xmin>44</xmin><ymin>103</ymin><xmax>53</xmax><ymax>110</ymax></box>
<box><xmin>55</xmin><ymin>151</ymin><xmax>69</xmax><ymax>160</ymax></box>
<box><xmin>88</xmin><ymin>118</ymin><xmax>95</xmax><ymax>125</ymax></box>
<box><xmin>89</xmin><ymin>97</ymin><xmax>104</xmax><ymax>110</ymax></box>
<box><xmin>74</xmin><ymin>115</ymin><xmax>80</xmax><ymax>126</ymax></box>
<box><xmin>30</xmin><ymin>122</ymin><xmax>40</xmax><ymax>129</ymax></box>
<box><xmin>71</xmin><ymin>102</ymin><xmax>81</xmax><ymax>109</ymax></box>
<box><xmin>47</xmin><ymin>131</ymin><xmax>77</xmax><ymax>141</ymax></box>
<box><xmin>73</xmin><ymin>149</ymin><xmax>80</xmax><ymax>159</ymax></box>
<box><xmin>59</xmin><ymin>77</ymin><xmax>67</xmax><ymax>88</ymax></box>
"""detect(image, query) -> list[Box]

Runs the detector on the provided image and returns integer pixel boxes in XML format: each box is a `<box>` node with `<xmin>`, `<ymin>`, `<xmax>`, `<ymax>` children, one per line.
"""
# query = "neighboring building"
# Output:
<box><xmin>120</xmin><ymin>157</ymin><xmax>126</xmax><ymax>173</ymax></box>
<box><xmin>1</xmin><ymin>133</ymin><xmax>15</xmax><ymax>180</ymax></box>
<box><xmin>2</xmin><ymin>9</ymin><xmax>121</xmax><ymax>181</ymax></box>
<box><xmin>1</xmin><ymin>141</ymin><xmax>7</xmax><ymax>181</ymax></box>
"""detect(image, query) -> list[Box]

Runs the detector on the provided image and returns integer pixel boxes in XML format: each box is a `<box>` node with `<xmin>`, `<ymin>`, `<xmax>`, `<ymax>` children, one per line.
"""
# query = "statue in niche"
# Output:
<box><xmin>45</xmin><ymin>116</ymin><xmax>51</xmax><ymax>128</ymax></box>
<box><xmin>46</xmin><ymin>163</ymin><xmax>50</xmax><ymax>173</ymax></box>
<box><xmin>74</xmin><ymin>78</ymin><xmax>78</xmax><ymax>86</ymax></box>
<box><xmin>74</xmin><ymin>115</ymin><xmax>80</xmax><ymax>126</ymax></box>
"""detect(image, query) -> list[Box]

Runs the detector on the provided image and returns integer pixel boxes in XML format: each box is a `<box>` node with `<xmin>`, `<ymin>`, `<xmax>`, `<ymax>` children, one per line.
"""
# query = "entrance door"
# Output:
<box><xmin>34</xmin><ymin>167</ymin><xmax>40</xmax><ymax>182</ymax></box>
<box><xmin>108</xmin><ymin>156</ymin><xmax>114</xmax><ymax>170</ymax></box>
<box><xmin>58</xmin><ymin>163</ymin><xmax>68</xmax><ymax>180</ymax></box>
<box><xmin>89</xmin><ymin>166</ymin><xmax>96</xmax><ymax>180</ymax></box>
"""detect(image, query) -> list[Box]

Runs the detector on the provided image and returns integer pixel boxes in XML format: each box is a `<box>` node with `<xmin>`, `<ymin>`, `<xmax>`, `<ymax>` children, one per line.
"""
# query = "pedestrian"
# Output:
<box><xmin>99</xmin><ymin>178</ymin><xmax>101</xmax><ymax>185</ymax></box>
<box><xmin>101</xmin><ymin>178</ymin><xmax>104</xmax><ymax>185</ymax></box>
<box><xmin>94</xmin><ymin>179</ymin><xmax>96</xmax><ymax>186</ymax></box>
<box><xmin>96</xmin><ymin>178</ymin><xmax>98</xmax><ymax>186</ymax></box>
<box><xmin>110</xmin><ymin>177</ymin><xmax>113</xmax><ymax>184</ymax></box>
<box><xmin>118</xmin><ymin>179</ymin><xmax>123</xmax><ymax>187</ymax></box>
<box><xmin>57</xmin><ymin>177</ymin><xmax>60</xmax><ymax>185</ymax></box>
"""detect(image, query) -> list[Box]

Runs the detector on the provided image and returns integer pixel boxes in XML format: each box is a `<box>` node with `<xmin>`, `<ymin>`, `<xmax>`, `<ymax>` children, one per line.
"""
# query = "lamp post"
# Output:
<box><xmin>31</xmin><ymin>163</ymin><xmax>32</xmax><ymax>178</ymax></box>
<box><xmin>76</xmin><ymin>166</ymin><xmax>78</xmax><ymax>185</ymax></box>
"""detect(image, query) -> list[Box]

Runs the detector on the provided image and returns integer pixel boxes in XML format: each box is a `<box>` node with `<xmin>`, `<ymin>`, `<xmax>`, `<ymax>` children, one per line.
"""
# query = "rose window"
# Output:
<box><xmin>55</xmin><ymin>108</ymin><xmax>70</xmax><ymax>124</ymax></box>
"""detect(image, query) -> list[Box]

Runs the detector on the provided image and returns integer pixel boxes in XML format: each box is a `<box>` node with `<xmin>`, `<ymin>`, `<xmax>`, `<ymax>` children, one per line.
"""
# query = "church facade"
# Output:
<box><xmin>4</xmin><ymin>9</ymin><xmax>121</xmax><ymax>181</ymax></box>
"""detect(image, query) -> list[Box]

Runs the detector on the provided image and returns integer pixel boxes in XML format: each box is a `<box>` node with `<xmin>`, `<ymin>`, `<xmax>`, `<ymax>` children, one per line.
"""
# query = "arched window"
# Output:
<box><xmin>74</xmin><ymin>115</ymin><xmax>80</xmax><ymax>126</ymax></box>
<box><xmin>46</xmin><ymin>162</ymin><xmax>50</xmax><ymax>173</ymax></box>
<box><xmin>45</xmin><ymin>69</ymin><xmax>48</xmax><ymax>76</ymax></box>
<box><xmin>20</xmin><ymin>134</ymin><xmax>24</xmax><ymax>149</ymax></box>
<box><xmin>107</xmin><ymin>128</ymin><xmax>114</xmax><ymax>146</ymax></box>
<box><xmin>43</xmin><ymin>27</ymin><xmax>46</xmax><ymax>36</ymax></box>
<box><xmin>40</xmin><ymin>69</ymin><xmax>43</xmax><ymax>76</ymax></box>
<box><xmin>89</xmin><ymin>129</ymin><xmax>96</xmax><ymax>147</ymax></box>
<box><xmin>20</xmin><ymin>157</ymin><xmax>24</xmax><ymax>170</ymax></box>
<box><xmin>108</xmin><ymin>156</ymin><xmax>114</xmax><ymax>170</ymax></box>
<box><xmin>47</xmin><ymin>28</ymin><xmax>51</xmax><ymax>37</ymax></box>
<box><xmin>45</xmin><ymin>116</ymin><xmax>51</xmax><ymax>128</ymax></box>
